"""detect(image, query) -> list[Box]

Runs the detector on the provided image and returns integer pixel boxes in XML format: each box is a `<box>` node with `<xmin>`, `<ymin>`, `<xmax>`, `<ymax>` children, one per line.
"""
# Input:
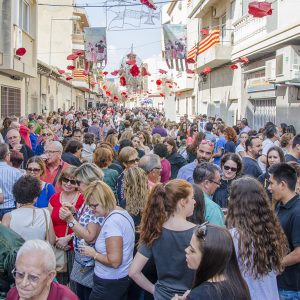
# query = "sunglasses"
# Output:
<box><xmin>195</xmin><ymin>221</ymin><xmax>209</xmax><ymax>241</ymax></box>
<box><xmin>127</xmin><ymin>158</ymin><xmax>140</xmax><ymax>164</ymax></box>
<box><xmin>61</xmin><ymin>177</ymin><xmax>79</xmax><ymax>185</ymax></box>
<box><xmin>223</xmin><ymin>165</ymin><xmax>237</xmax><ymax>172</ymax></box>
<box><xmin>200</xmin><ymin>140</ymin><xmax>214</xmax><ymax>147</ymax></box>
<box><xmin>27</xmin><ymin>168</ymin><xmax>41</xmax><ymax>173</ymax></box>
<box><xmin>42</xmin><ymin>133</ymin><xmax>52</xmax><ymax>137</ymax></box>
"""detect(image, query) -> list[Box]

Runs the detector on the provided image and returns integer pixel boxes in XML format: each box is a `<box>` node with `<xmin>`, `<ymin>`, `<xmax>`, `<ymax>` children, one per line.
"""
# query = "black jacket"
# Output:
<box><xmin>166</xmin><ymin>151</ymin><xmax>187</xmax><ymax>179</ymax></box>
<box><xmin>62</xmin><ymin>152</ymin><xmax>81</xmax><ymax>167</ymax></box>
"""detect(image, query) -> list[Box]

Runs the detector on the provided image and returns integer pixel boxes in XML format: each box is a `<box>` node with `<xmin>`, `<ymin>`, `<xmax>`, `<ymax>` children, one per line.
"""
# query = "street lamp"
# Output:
<box><xmin>49</xmin><ymin>16</ymin><xmax>81</xmax><ymax>66</ymax></box>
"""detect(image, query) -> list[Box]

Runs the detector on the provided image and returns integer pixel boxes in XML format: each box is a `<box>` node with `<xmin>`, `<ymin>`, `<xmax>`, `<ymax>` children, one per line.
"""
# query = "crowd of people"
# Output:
<box><xmin>0</xmin><ymin>106</ymin><xmax>299</xmax><ymax>300</ymax></box>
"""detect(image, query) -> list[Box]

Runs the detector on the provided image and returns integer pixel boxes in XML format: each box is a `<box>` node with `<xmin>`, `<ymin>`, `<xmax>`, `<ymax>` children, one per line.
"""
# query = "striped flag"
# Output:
<box><xmin>73</xmin><ymin>69</ymin><xmax>87</xmax><ymax>80</ymax></box>
<box><xmin>187</xmin><ymin>29</ymin><xmax>220</xmax><ymax>59</ymax></box>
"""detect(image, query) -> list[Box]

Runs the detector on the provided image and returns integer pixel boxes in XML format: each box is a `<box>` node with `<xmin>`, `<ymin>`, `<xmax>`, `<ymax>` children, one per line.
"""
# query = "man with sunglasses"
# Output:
<box><xmin>193</xmin><ymin>162</ymin><xmax>224</xmax><ymax>226</ymax></box>
<box><xmin>177</xmin><ymin>139</ymin><xmax>215</xmax><ymax>183</ymax></box>
<box><xmin>242</xmin><ymin>136</ymin><xmax>263</xmax><ymax>178</ymax></box>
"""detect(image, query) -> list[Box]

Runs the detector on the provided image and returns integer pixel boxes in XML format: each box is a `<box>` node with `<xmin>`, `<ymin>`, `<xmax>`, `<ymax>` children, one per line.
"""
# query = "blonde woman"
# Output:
<box><xmin>75</xmin><ymin>180</ymin><xmax>135</xmax><ymax>300</ymax></box>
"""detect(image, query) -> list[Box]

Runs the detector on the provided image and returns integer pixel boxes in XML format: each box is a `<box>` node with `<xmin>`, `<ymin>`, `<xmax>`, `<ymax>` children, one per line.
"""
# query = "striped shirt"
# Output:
<box><xmin>0</xmin><ymin>161</ymin><xmax>23</xmax><ymax>209</ymax></box>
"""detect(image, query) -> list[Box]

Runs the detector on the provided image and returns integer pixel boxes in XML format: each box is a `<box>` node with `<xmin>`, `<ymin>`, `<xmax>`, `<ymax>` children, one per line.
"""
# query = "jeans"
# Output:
<box><xmin>76</xmin><ymin>282</ymin><xmax>92</xmax><ymax>300</ymax></box>
<box><xmin>89</xmin><ymin>275</ymin><xmax>130</xmax><ymax>300</ymax></box>
<box><xmin>279</xmin><ymin>289</ymin><xmax>300</xmax><ymax>300</ymax></box>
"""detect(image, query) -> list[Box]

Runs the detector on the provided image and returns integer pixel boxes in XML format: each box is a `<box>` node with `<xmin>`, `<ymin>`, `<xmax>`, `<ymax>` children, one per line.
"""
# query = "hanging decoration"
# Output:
<box><xmin>156</xmin><ymin>79</ymin><xmax>162</xmax><ymax>86</ymax></box>
<box><xmin>140</xmin><ymin>0</ymin><xmax>156</xmax><ymax>10</ymax></box>
<box><xmin>106</xmin><ymin>90</ymin><xmax>111</xmax><ymax>96</ymax></box>
<box><xmin>186</xmin><ymin>69</ymin><xmax>195</xmax><ymax>74</ymax></box>
<box><xmin>102</xmin><ymin>85</ymin><xmax>107</xmax><ymax>90</ymax></box>
<box><xmin>74</xmin><ymin>50</ymin><xmax>83</xmax><ymax>56</ymax></box>
<box><xmin>202</xmin><ymin>67</ymin><xmax>212</xmax><ymax>75</ymax></box>
<box><xmin>129</xmin><ymin>64</ymin><xmax>140</xmax><ymax>77</ymax></box>
<box><xmin>103</xmin><ymin>71</ymin><xmax>108</xmax><ymax>75</ymax></box>
<box><xmin>120</xmin><ymin>76</ymin><xmax>127</xmax><ymax>86</ymax></box>
<box><xmin>111</xmin><ymin>70</ymin><xmax>119</xmax><ymax>76</ymax></box>
<box><xmin>126</xmin><ymin>59</ymin><xmax>136</xmax><ymax>65</ymax></box>
<box><xmin>67</xmin><ymin>54</ymin><xmax>79</xmax><ymax>60</ymax></box>
<box><xmin>66</xmin><ymin>76</ymin><xmax>73</xmax><ymax>81</ymax></box>
<box><xmin>163</xmin><ymin>24</ymin><xmax>187</xmax><ymax>71</ymax></box>
<box><xmin>200</xmin><ymin>29</ymin><xmax>209</xmax><ymax>35</ymax></box>
<box><xmin>67</xmin><ymin>65</ymin><xmax>75</xmax><ymax>70</ymax></box>
<box><xmin>16</xmin><ymin>47</ymin><xmax>26</xmax><ymax>56</ymax></box>
<box><xmin>239</xmin><ymin>57</ymin><xmax>250</xmax><ymax>65</ymax></box>
<box><xmin>186</xmin><ymin>58</ymin><xmax>195</xmax><ymax>64</ymax></box>
<box><xmin>229</xmin><ymin>64</ymin><xmax>238</xmax><ymax>70</ymax></box>
<box><xmin>57</xmin><ymin>69</ymin><xmax>65</xmax><ymax>75</ymax></box>
<box><xmin>248</xmin><ymin>1</ymin><xmax>272</xmax><ymax>18</ymax></box>
<box><xmin>159</xmin><ymin>69</ymin><xmax>168</xmax><ymax>74</ymax></box>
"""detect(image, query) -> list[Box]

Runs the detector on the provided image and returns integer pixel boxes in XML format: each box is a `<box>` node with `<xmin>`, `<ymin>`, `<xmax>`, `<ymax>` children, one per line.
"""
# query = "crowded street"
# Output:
<box><xmin>1</xmin><ymin>0</ymin><xmax>300</xmax><ymax>299</ymax></box>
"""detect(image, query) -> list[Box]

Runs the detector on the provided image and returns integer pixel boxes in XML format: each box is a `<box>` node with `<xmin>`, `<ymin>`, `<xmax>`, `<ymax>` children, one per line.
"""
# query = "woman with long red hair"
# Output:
<box><xmin>129</xmin><ymin>179</ymin><xmax>196</xmax><ymax>299</ymax></box>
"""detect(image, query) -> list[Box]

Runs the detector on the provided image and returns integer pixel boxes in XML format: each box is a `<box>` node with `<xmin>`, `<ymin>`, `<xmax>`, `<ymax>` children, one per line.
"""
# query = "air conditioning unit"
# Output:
<box><xmin>275</xmin><ymin>45</ymin><xmax>300</xmax><ymax>83</ymax></box>
<box><xmin>265</xmin><ymin>59</ymin><xmax>276</xmax><ymax>81</ymax></box>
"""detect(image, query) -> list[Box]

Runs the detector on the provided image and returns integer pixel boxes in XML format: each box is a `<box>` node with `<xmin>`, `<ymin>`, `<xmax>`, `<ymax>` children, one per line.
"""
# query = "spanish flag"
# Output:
<box><xmin>187</xmin><ymin>29</ymin><xmax>220</xmax><ymax>59</ymax></box>
<box><xmin>73</xmin><ymin>69</ymin><xmax>86</xmax><ymax>80</ymax></box>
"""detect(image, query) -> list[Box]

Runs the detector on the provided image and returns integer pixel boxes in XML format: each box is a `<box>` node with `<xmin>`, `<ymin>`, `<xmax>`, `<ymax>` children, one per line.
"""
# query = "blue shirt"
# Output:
<box><xmin>177</xmin><ymin>160</ymin><xmax>197</xmax><ymax>183</ymax></box>
<box><xmin>213</xmin><ymin>136</ymin><xmax>226</xmax><ymax>165</ymax></box>
<box><xmin>0</xmin><ymin>162</ymin><xmax>23</xmax><ymax>209</ymax></box>
<box><xmin>203</xmin><ymin>192</ymin><xmax>224</xmax><ymax>226</ymax></box>
<box><xmin>34</xmin><ymin>183</ymin><xmax>55</xmax><ymax>208</ymax></box>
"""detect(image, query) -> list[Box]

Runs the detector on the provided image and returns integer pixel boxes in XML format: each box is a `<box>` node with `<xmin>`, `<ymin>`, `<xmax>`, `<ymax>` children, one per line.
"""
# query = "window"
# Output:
<box><xmin>230</xmin><ymin>0</ymin><xmax>236</xmax><ymax>20</ymax></box>
<box><xmin>221</xmin><ymin>14</ymin><xmax>227</xmax><ymax>44</ymax></box>
<box><xmin>1</xmin><ymin>86</ymin><xmax>21</xmax><ymax>117</ymax></box>
<box><xmin>242</xmin><ymin>0</ymin><xmax>251</xmax><ymax>16</ymax></box>
<box><xmin>19</xmin><ymin>0</ymin><xmax>29</xmax><ymax>32</ymax></box>
<box><xmin>76</xmin><ymin>57</ymin><xmax>85</xmax><ymax>69</ymax></box>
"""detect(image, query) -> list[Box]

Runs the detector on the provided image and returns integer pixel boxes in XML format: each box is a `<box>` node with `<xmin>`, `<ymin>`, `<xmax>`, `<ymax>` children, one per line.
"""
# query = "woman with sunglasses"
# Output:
<box><xmin>129</xmin><ymin>179</ymin><xmax>196</xmax><ymax>300</ymax></box>
<box><xmin>180</xmin><ymin>224</ymin><xmax>250</xmax><ymax>300</ymax></box>
<box><xmin>186</xmin><ymin>125</ymin><xmax>199</xmax><ymax>146</ymax></box>
<box><xmin>48</xmin><ymin>166</ymin><xmax>84</xmax><ymax>287</ymax></box>
<box><xmin>213</xmin><ymin>153</ymin><xmax>243</xmax><ymax>209</ymax></box>
<box><xmin>257</xmin><ymin>146</ymin><xmax>285</xmax><ymax>200</ymax></box>
<box><xmin>59</xmin><ymin>163</ymin><xmax>104</xmax><ymax>300</ymax></box>
<box><xmin>226</xmin><ymin>177</ymin><xmax>288</xmax><ymax>300</ymax></box>
<box><xmin>35</xmin><ymin>129</ymin><xmax>54</xmax><ymax>155</ymax></box>
<box><xmin>26</xmin><ymin>156</ymin><xmax>56</xmax><ymax>208</ymax></box>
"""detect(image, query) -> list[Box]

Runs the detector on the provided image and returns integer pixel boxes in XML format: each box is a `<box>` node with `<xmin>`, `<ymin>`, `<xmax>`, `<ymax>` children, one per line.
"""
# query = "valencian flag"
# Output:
<box><xmin>187</xmin><ymin>29</ymin><xmax>220</xmax><ymax>60</ymax></box>
<box><xmin>163</xmin><ymin>24</ymin><xmax>187</xmax><ymax>71</ymax></box>
<box><xmin>84</xmin><ymin>27</ymin><xmax>107</xmax><ymax>70</ymax></box>
<box><xmin>73</xmin><ymin>70</ymin><xmax>87</xmax><ymax>80</ymax></box>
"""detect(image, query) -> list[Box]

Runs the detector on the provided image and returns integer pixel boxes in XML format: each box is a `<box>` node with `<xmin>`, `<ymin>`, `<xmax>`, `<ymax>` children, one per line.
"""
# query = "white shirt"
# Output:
<box><xmin>94</xmin><ymin>210</ymin><xmax>135</xmax><ymax>279</ymax></box>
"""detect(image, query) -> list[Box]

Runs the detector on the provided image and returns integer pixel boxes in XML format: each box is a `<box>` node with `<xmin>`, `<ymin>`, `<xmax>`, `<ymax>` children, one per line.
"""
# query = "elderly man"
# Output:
<box><xmin>177</xmin><ymin>139</ymin><xmax>215</xmax><ymax>183</ymax></box>
<box><xmin>138</xmin><ymin>154</ymin><xmax>162</xmax><ymax>190</ymax></box>
<box><xmin>6</xmin><ymin>129</ymin><xmax>33</xmax><ymax>168</ymax></box>
<box><xmin>193</xmin><ymin>162</ymin><xmax>224</xmax><ymax>226</ymax></box>
<box><xmin>41</xmin><ymin>141</ymin><xmax>70</xmax><ymax>192</ymax></box>
<box><xmin>0</xmin><ymin>143</ymin><xmax>23</xmax><ymax>219</ymax></box>
<box><xmin>7</xmin><ymin>240</ymin><xmax>78</xmax><ymax>299</ymax></box>
<box><xmin>19</xmin><ymin>116</ymin><xmax>32</xmax><ymax>149</ymax></box>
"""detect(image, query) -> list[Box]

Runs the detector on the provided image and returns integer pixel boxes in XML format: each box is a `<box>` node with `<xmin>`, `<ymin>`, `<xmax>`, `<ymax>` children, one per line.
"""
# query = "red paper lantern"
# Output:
<box><xmin>91</xmin><ymin>81</ymin><xmax>97</xmax><ymax>85</ymax></box>
<box><xmin>239</xmin><ymin>57</ymin><xmax>250</xmax><ymax>64</ymax></box>
<box><xmin>159</xmin><ymin>69</ymin><xmax>167</xmax><ymax>74</ymax></box>
<box><xmin>156</xmin><ymin>79</ymin><xmax>162</xmax><ymax>86</ymax></box>
<box><xmin>74</xmin><ymin>50</ymin><xmax>83</xmax><ymax>56</ymax></box>
<box><xmin>130</xmin><ymin>64</ymin><xmax>140</xmax><ymax>77</ymax></box>
<box><xmin>202</xmin><ymin>67</ymin><xmax>212</xmax><ymax>75</ymax></box>
<box><xmin>229</xmin><ymin>64</ymin><xmax>238</xmax><ymax>70</ymax></box>
<box><xmin>113</xmin><ymin>96</ymin><xmax>119</xmax><ymax>100</ymax></box>
<box><xmin>120</xmin><ymin>76</ymin><xmax>126</xmax><ymax>86</ymax></box>
<box><xmin>186</xmin><ymin>69</ymin><xmax>195</xmax><ymax>74</ymax></box>
<box><xmin>103</xmin><ymin>71</ymin><xmax>108</xmax><ymax>75</ymax></box>
<box><xmin>168</xmin><ymin>85</ymin><xmax>173</xmax><ymax>88</ymax></box>
<box><xmin>102</xmin><ymin>85</ymin><xmax>107</xmax><ymax>90</ymax></box>
<box><xmin>67</xmin><ymin>54</ymin><xmax>79</xmax><ymax>60</ymax></box>
<box><xmin>126</xmin><ymin>59</ymin><xmax>136</xmax><ymax>65</ymax></box>
<box><xmin>248</xmin><ymin>1</ymin><xmax>272</xmax><ymax>18</ymax></box>
<box><xmin>67</xmin><ymin>65</ymin><xmax>75</xmax><ymax>70</ymax></box>
<box><xmin>200</xmin><ymin>29</ymin><xmax>209</xmax><ymax>35</ymax></box>
<box><xmin>111</xmin><ymin>70</ymin><xmax>119</xmax><ymax>76</ymax></box>
<box><xmin>58</xmin><ymin>69</ymin><xmax>65</xmax><ymax>74</ymax></box>
<box><xmin>160</xmin><ymin>93</ymin><xmax>165</xmax><ymax>97</ymax></box>
<box><xmin>66</xmin><ymin>76</ymin><xmax>73</xmax><ymax>81</ymax></box>
<box><xmin>16</xmin><ymin>47</ymin><xmax>26</xmax><ymax>56</ymax></box>
<box><xmin>186</xmin><ymin>58</ymin><xmax>195</xmax><ymax>64</ymax></box>
<box><xmin>106</xmin><ymin>91</ymin><xmax>111</xmax><ymax>96</ymax></box>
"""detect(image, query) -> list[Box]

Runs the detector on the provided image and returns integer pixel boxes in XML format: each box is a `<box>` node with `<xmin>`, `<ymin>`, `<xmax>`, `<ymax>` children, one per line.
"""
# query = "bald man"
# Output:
<box><xmin>6</xmin><ymin>129</ymin><xmax>33</xmax><ymax>169</ymax></box>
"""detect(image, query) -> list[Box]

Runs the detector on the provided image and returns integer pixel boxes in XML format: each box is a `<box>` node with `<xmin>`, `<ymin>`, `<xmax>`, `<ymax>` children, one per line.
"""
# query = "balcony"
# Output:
<box><xmin>72</xmin><ymin>33</ymin><xmax>84</xmax><ymax>44</ymax></box>
<box><xmin>188</xmin><ymin>0</ymin><xmax>218</xmax><ymax>19</ymax></box>
<box><xmin>175</xmin><ymin>72</ymin><xmax>194</xmax><ymax>91</ymax></box>
<box><xmin>196</xmin><ymin>44</ymin><xmax>232</xmax><ymax>70</ymax></box>
<box><xmin>233</xmin><ymin>14</ymin><xmax>267</xmax><ymax>47</ymax></box>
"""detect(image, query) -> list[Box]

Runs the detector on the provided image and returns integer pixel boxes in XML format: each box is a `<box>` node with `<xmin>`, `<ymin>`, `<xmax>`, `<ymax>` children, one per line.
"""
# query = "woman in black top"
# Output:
<box><xmin>182</xmin><ymin>224</ymin><xmax>250</xmax><ymax>300</ymax></box>
<box><xmin>213</xmin><ymin>153</ymin><xmax>242</xmax><ymax>209</ymax></box>
<box><xmin>164</xmin><ymin>137</ymin><xmax>187</xmax><ymax>179</ymax></box>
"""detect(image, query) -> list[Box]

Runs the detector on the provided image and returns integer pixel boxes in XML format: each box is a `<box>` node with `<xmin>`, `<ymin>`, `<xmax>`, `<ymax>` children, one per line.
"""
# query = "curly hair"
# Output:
<box><xmin>224</xmin><ymin>127</ymin><xmax>238</xmax><ymax>144</ymax></box>
<box><xmin>226</xmin><ymin>177</ymin><xmax>289</xmax><ymax>278</ymax></box>
<box><xmin>124</xmin><ymin>167</ymin><xmax>149</xmax><ymax>216</ymax></box>
<box><xmin>139</xmin><ymin>179</ymin><xmax>192</xmax><ymax>247</ymax></box>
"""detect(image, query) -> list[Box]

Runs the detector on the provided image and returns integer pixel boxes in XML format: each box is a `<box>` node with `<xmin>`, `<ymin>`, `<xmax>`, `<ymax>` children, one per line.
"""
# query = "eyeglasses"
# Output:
<box><xmin>12</xmin><ymin>268</ymin><xmax>41</xmax><ymax>285</ymax></box>
<box><xmin>42</xmin><ymin>133</ymin><xmax>52</xmax><ymax>137</ymax></box>
<box><xmin>61</xmin><ymin>177</ymin><xmax>79</xmax><ymax>185</ymax></box>
<box><xmin>223</xmin><ymin>165</ymin><xmax>237</xmax><ymax>172</ymax></box>
<box><xmin>27</xmin><ymin>168</ymin><xmax>41</xmax><ymax>173</ymax></box>
<box><xmin>126</xmin><ymin>158</ymin><xmax>139</xmax><ymax>164</ymax></box>
<box><xmin>209</xmin><ymin>179</ymin><xmax>221</xmax><ymax>186</ymax></box>
<box><xmin>195</xmin><ymin>221</ymin><xmax>209</xmax><ymax>241</ymax></box>
<box><xmin>8</xmin><ymin>136</ymin><xmax>19</xmax><ymax>140</ymax></box>
<box><xmin>200</xmin><ymin>140</ymin><xmax>214</xmax><ymax>147</ymax></box>
<box><xmin>44</xmin><ymin>150</ymin><xmax>60</xmax><ymax>154</ymax></box>
<box><xmin>88</xmin><ymin>203</ymin><xmax>99</xmax><ymax>209</ymax></box>
<box><xmin>150</xmin><ymin>167</ymin><xmax>162</xmax><ymax>173</ymax></box>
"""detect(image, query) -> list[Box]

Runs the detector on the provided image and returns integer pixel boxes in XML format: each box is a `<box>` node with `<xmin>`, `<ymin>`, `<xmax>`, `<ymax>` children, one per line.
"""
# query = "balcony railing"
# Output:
<box><xmin>233</xmin><ymin>14</ymin><xmax>267</xmax><ymax>46</ymax></box>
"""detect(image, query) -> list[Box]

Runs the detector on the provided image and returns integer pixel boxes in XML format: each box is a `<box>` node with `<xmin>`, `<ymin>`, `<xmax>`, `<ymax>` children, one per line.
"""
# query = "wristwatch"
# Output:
<box><xmin>68</xmin><ymin>220</ymin><xmax>78</xmax><ymax>228</ymax></box>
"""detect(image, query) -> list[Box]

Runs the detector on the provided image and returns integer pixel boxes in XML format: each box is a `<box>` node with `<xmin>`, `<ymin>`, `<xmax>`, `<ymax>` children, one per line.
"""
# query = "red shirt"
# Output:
<box><xmin>7</xmin><ymin>281</ymin><xmax>79</xmax><ymax>300</ymax></box>
<box><xmin>50</xmin><ymin>192</ymin><xmax>84</xmax><ymax>247</ymax></box>
<box><xmin>41</xmin><ymin>160</ymin><xmax>70</xmax><ymax>193</ymax></box>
